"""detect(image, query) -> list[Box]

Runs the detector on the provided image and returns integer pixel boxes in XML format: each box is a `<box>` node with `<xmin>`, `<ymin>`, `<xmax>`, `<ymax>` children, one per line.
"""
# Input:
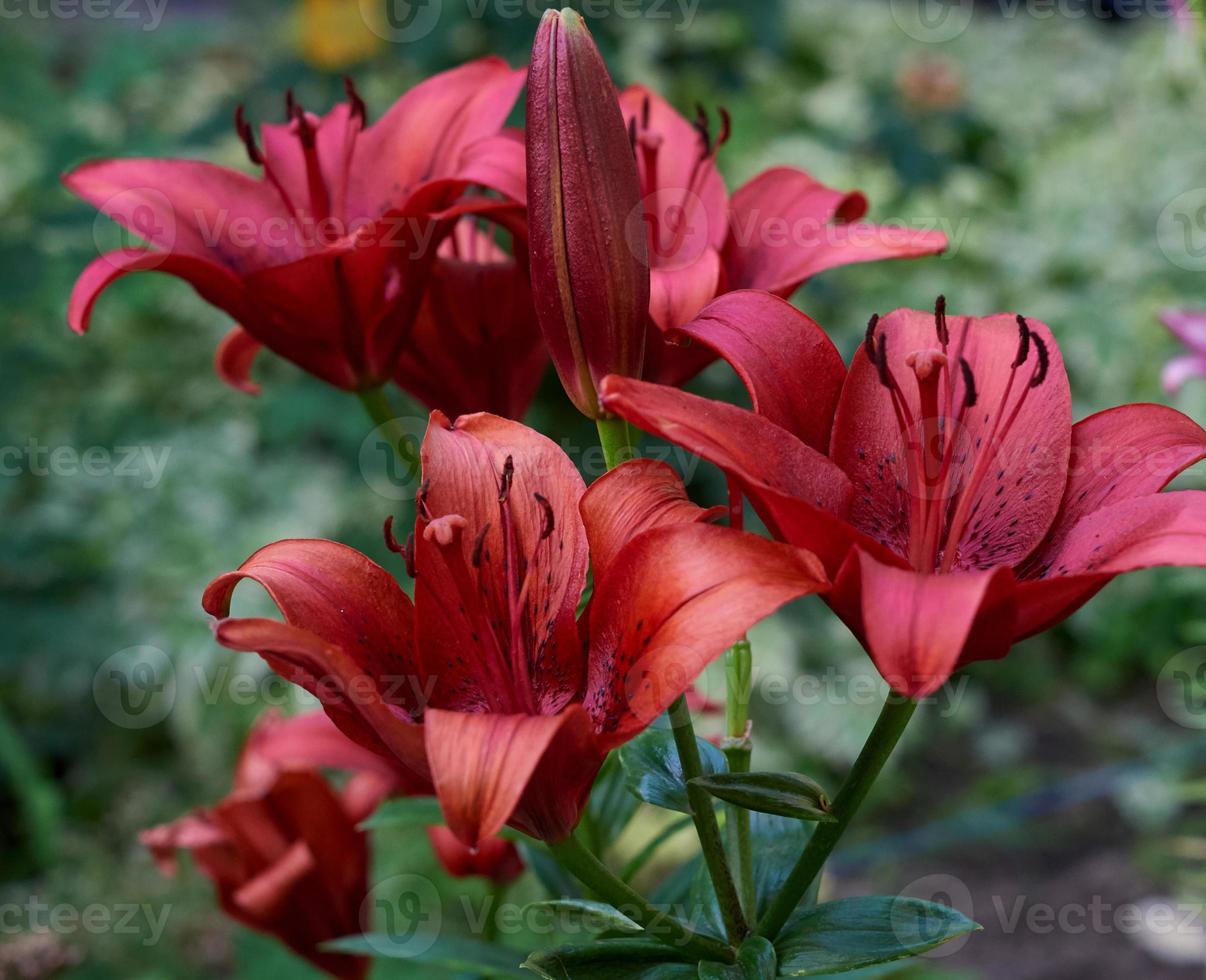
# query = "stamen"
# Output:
<box><xmin>864</xmin><ymin>313</ymin><xmax>880</xmax><ymax>363</ymax></box>
<box><xmin>343</xmin><ymin>75</ymin><xmax>367</xmax><ymax>125</ymax></box>
<box><xmin>284</xmin><ymin>88</ymin><xmax>297</xmax><ymax>119</ymax></box>
<box><xmin>874</xmin><ymin>335</ymin><xmax>891</xmax><ymax>388</ymax></box>
<box><xmin>935</xmin><ymin>295</ymin><xmax>949</xmax><ymax>346</ymax></box>
<box><xmin>693</xmin><ymin>104</ymin><xmax>711</xmax><ymax>155</ymax></box>
<box><xmin>641</xmin><ymin>93</ymin><xmax>651</xmax><ymax>129</ymax></box>
<box><xmin>959</xmin><ymin>358</ymin><xmax>978</xmax><ymax>408</ymax></box>
<box><xmin>234</xmin><ymin>105</ymin><xmax>262</xmax><ymax>165</ymax></box>
<box><xmin>471</xmin><ymin>522</ymin><xmax>491</xmax><ymax>568</ymax></box>
<box><xmin>1029</xmin><ymin>331</ymin><xmax>1049</xmax><ymax>387</ymax></box>
<box><xmin>716</xmin><ymin>106</ymin><xmax>732</xmax><ymax>147</ymax></box>
<box><xmin>627</xmin><ymin>115</ymin><xmax>638</xmax><ymax>153</ymax></box>
<box><xmin>533</xmin><ymin>492</ymin><xmax>555</xmax><ymax>540</ymax></box>
<box><xmin>402</xmin><ymin>532</ymin><xmax>416</xmax><ymax>579</ymax></box>
<box><xmin>498</xmin><ymin>455</ymin><xmax>514</xmax><ymax>502</ymax></box>
<box><xmin>383</xmin><ymin>515</ymin><xmax>403</xmax><ymax>553</ymax></box>
<box><xmin>1013</xmin><ymin>315</ymin><xmax>1031</xmax><ymax>368</ymax></box>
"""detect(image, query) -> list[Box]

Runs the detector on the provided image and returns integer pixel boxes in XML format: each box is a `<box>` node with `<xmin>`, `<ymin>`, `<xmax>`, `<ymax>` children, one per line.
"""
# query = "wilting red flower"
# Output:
<box><xmin>65</xmin><ymin>59</ymin><xmax>525</xmax><ymax>396</ymax></box>
<box><xmin>426</xmin><ymin>826</ymin><xmax>524</xmax><ymax>884</ymax></box>
<box><xmin>526</xmin><ymin>8</ymin><xmax>650</xmax><ymax>418</ymax></box>
<box><xmin>140</xmin><ymin>711</ymin><xmax>393</xmax><ymax>980</ymax></box>
<box><xmin>602</xmin><ymin>293</ymin><xmax>1206</xmax><ymax>698</ymax></box>
<box><xmin>1161</xmin><ymin>308</ymin><xmax>1206</xmax><ymax>394</ymax></box>
<box><xmin>203</xmin><ymin>412</ymin><xmax>826</xmax><ymax>847</ymax></box>
<box><xmin>394</xmin><ymin>219</ymin><xmax>546</xmax><ymax>419</ymax></box>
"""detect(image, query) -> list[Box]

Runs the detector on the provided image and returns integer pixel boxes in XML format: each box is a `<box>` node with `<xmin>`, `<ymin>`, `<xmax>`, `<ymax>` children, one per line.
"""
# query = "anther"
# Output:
<box><xmin>627</xmin><ymin>116</ymin><xmax>638</xmax><ymax>152</ymax></box>
<box><xmin>383</xmin><ymin>515</ymin><xmax>403</xmax><ymax>553</ymax></box>
<box><xmin>533</xmin><ymin>492</ymin><xmax>555</xmax><ymax>540</ymax></box>
<box><xmin>641</xmin><ymin>93</ymin><xmax>651</xmax><ymax>129</ymax></box>
<box><xmin>864</xmin><ymin>314</ymin><xmax>880</xmax><ymax>365</ymax></box>
<box><xmin>344</xmin><ymin>76</ymin><xmax>367</xmax><ymax>125</ymax></box>
<box><xmin>471</xmin><ymin>522</ymin><xmax>491</xmax><ymax>568</ymax></box>
<box><xmin>935</xmin><ymin>295</ymin><xmax>949</xmax><ymax>346</ymax></box>
<box><xmin>498</xmin><ymin>455</ymin><xmax>515</xmax><ymax>503</ymax></box>
<box><xmin>716</xmin><ymin>106</ymin><xmax>732</xmax><ymax>147</ymax></box>
<box><xmin>693</xmin><ymin>104</ymin><xmax>712</xmax><ymax>156</ymax></box>
<box><xmin>291</xmin><ymin>104</ymin><xmax>316</xmax><ymax>148</ymax></box>
<box><xmin>959</xmin><ymin>357</ymin><xmax>978</xmax><ymax>408</ymax></box>
<box><xmin>1028</xmin><ymin>330</ymin><xmax>1049</xmax><ymax>388</ymax></box>
<box><xmin>234</xmin><ymin>105</ymin><xmax>262</xmax><ymax>165</ymax></box>
<box><xmin>284</xmin><ymin>88</ymin><xmax>297</xmax><ymax>119</ymax></box>
<box><xmin>874</xmin><ymin>335</ymin><xmax>891</xmax><ymax>388</ymax></box>
<box><xmin>1013</xmin><ymin>315</ymin><xmax>1031</xmax><ymax>368</ymax></box>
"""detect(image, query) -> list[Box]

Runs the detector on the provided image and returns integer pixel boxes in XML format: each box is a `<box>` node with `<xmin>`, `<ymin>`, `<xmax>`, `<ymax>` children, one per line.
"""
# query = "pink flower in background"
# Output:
<box><xmin>1161</xmin><ymin>308</ymin><xmax>1206</xmax><ymax>393</ymax></box>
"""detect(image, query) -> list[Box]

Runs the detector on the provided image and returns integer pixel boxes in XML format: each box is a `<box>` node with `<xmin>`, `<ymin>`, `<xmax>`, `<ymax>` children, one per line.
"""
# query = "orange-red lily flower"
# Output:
<box><xmin>602</xmin><ymin>293</ymin><xmax>1206</xmax><ymax>698</ymax></box>
<box><xmin>65</xmin><ymin>59</ymin><xmax>525</xmax><ymax>398</ymax></box>
<box><xmin>202</xmin><ymin>412</ymin><xmax>827</xmax><ymax>848</ymax></box>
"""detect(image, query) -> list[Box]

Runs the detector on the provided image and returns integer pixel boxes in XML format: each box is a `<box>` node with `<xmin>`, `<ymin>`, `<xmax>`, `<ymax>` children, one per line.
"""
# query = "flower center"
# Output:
<box><xmin>866</xmin><ymin>297</ymin><xmax>1050</xmax><ymax>573</ymax></box>
<box><xmin>628</xmin><ymin>96</ymin><xmax>729</xmax><ymax>262</ymax></box>
<box><xmin>417</xmin><ymin>455</ymin><xmax>558</xmax><ymax>714</ymax></box>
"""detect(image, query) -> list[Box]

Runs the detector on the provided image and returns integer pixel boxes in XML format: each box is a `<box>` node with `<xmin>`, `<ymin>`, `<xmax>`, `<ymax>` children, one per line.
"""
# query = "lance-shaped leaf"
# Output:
<box><xmin>618</xmin><ymin>727</ymin><xmax>727</xmax><ymax>813</ymax></box>
<box><xmin>325</xmin><ymin>934</ymin><xmax>527</xmax><ymax>977</ymax></box>
<box><xmin>774</xmin><ymin>896</ymin><xmax>980</xmax><ymax>976</ymax></box>
<box><xmin>526</xmin><ymin>7</ymin><xmax>650</xmax><ymax>418</ymax></box>
<box><xmin>698</xmin><ymin>937</ymin><xmax>777</xmax><ymax>979</ymax></box>
<box><xmin>522</xmin><ymin>899</ymin><xmax>642</xmax><ymax>936</ymax></box>
<box><xmin>522</xmin><ymin>938</ymin><xmax>695</xmax><ymax>979</ymax></box>
<box><xmin>689</xmin><ymin>772</ymin><xmax>834</xmax><ymax>822</ymax></box>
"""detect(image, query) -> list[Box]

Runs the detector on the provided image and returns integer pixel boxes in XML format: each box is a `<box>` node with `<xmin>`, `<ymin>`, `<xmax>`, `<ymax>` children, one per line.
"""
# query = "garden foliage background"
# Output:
<box><xmin>2</xmin><ymin>0</ymin><xmax>1206</xmax><ymax>977</ymax></box>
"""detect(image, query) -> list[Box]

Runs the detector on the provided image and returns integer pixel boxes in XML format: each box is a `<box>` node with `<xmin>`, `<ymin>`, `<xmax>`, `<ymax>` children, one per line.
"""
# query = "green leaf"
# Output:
<box><xmin>690</xmin><ymin>772</ymin><xmax>833</xmax><ymax>822</ymax></box>
<box><xmin>522</xmin><ymin>900</ymin><xmax>642</xmax><ymax>935</ymax></box>
<box><xmin>587</xmin><ymin>753</ymin><xmax>643</xmax><ymax>852</ymax></box>
<box><xmin>749</xmin><ymin>814</ymin><xmax>817</xmax><ymax>921</ymax></box>
<box><xmin>522</xmin><ymin>939</ymin><xmax>697</xmax><ymax>979</ymax></box>
<box><xmin>775</xmin><ymin>896</ymin><xmax>981</xmax><ymax>976</ymax></box>
<box><xmin>358</xmin><ymin>796</ymin><xmax>446</xmax><ymax>830</ymax></box>
<box><xmin>699</xmin><ymin>936</ymin><xmax>777</xmax><ymax>979</ymax></box>
<box><xmin>520</xmin><ymin>841</ymin><xmax>583</xmax><ymax>900</ymax></box>
<box><xmin>619</xmin><ymin>728</ymin><xmax>728</xmax><ymax>813</ymax></box>
<box><xmin>324</xmin><ymin>934</ymin><xmax>527</xmax><ymax>977</ymax></box>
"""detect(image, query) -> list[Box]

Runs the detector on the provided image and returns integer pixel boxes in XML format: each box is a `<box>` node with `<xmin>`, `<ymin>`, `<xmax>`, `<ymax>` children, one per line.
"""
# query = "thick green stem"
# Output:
<box><xmin>548</xmin><ymin>834</ymin><xmax>735</xmax><ymax>963</ymax></box>
<box><xmin>356</xmin><ymin>387</ymin><xmax>420</xmax><ymax>478</ymax></box>
<box><xmin>722</xmin><ymin>638</ymin><xmax>755</xmax><ymax>915</ymax></box>
<box><xmin>595</xmin><ymin>416</ymin><xmax>636</xmax><ymax>470</ymax></box>
<box><xmin>755</xmin><ymin>695</ymin><xmax>918</xmax><ymax>940</ymax></box>
<box><xmin>668</xmin><ymin>694</ymin><xmax>748</xmax><ymax>943</ymax></box>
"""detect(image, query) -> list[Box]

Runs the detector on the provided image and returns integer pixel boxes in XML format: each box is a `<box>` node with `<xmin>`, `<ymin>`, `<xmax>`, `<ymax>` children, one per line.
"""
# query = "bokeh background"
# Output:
<box><xmin>3</xmin><ymin>0</ymin><xmax>1206</xmax><ymax>977</ymax></box>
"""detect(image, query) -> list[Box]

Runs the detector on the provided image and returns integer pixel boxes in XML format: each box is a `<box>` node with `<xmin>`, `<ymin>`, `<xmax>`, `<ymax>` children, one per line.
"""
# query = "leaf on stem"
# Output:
<box><xmin>690</xmin><ymin>772</ymin><xmax>834</xmax><ymax>822</ymax></box>
<box><xmin>522</xmin><ymin>938</ymin><xmax>696</xmax><ymax>979</ymax></box>
<box><xmin>619</xmin><ymin>727</ymin><xmax>728</xmax><ymax>813</ymax></box>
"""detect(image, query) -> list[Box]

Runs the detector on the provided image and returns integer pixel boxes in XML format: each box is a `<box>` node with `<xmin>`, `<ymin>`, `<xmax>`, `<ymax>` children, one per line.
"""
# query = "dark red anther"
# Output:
<box><xmin>498</xmin><ymin>455</ymin><xmax>515</xmax><ymax>503</ymax></box>
<box><xmin>1028</xmin><ymin>330</ymin><xmax>1049</xmax><ymax>388</ymax></box>
<box><xmin>533</xmin><ymin>492</ymin><xmax>555</xmax><ymax>540</ymax></box>
<box><xmin>383</xmin><ymin>514</ymin><xmax>403</xmax><ymax>553</ymax></box>
<box><xmin>1013</xmin><ymin>315</ymin><xmax>1032</xmax><ymax>369</ymax></box>
<box><xmin>641</xmin><ymin>93</ymin><xmax>651</xmax><ymax>129</ymax></box>
<box><xmin>874</xmin><ymin>335</ymin><xmax>891</xmax><ymax>388</ymax></box>
<box><xmin>234</xmin><ymin>105</ymin><xmax>263</xmax><ymax>165</ymax></box>
<box><xmin>471</xmin><ymin>522</ymin><xmax>491</xmax><ymax>568</ymax></box>
<box><xmin>343</xmin><ymin>75</ymin><xmax>367</xmax><ymax>125</ymax></box>
<box><xmin>627</xmin><ymin>115</ymin><xmax>638</xmax><ymax>153</ymax></box>
<box><xmin>291</xmin><ymin>103</ymin><xmax>316</xmax><ymax>148</ymax></box>
<box><xmin>959</xmin><ymin>357</ymin><xmax>978</xmax><ymax>408</ymax></box>
<box><xmin>864</xmin><ymin>313</ymin><xmax>880</xmax><ymax>364</ymax></box>
<box><xmin>284</xmin><ymin>88</ymin><xmax>297</xmax><ymax>119</ymax></box>
<box><xmin>935</xmin><ymin>294</ymin><xmax>949</xmax><ymax>346</ymax></box>
<box><xmin>693</xmin><ymin>104</ymin><xmax>712</xmax><ymax>156</ymax></box>
<box><xmin>716</xmin><ymin>106</ymin><xmax>732</xmax><ymax>148</ymax></box>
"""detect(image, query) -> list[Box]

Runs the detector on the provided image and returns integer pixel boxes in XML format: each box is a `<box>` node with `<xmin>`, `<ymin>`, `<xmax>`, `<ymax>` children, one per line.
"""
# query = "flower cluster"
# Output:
<box><xmin>68</xmin><ymin>7</ymin><xmax>1206</xmax><ymax>978</ymax></box>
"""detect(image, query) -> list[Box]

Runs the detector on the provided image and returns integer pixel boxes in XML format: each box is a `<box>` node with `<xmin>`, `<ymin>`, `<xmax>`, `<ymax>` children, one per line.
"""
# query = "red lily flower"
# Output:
<box><xmin>526</xmin><ymin>8</ymin><xmax>650</xmax><ymax>418</ymax></box>
<box><xmin>394</xmin><ymin>218</ymin><xmax>546</xmax><ymax>419</ymax></box>
<box><xmin>601</xmin><ymin>293</ymin><xmax>1206</xmax><ymax>697</ymax></box>
<box><xmin>202</xmin><ymin>411</ymin><xmax>827</xmax><ymax>847</ymax></box>
<box><xmin>140</xmin><ymin>710</ymin><xmax>392</xmax><ymax>980</ymax></box>
<box><xmin>65</xmin><ymin>59</ymin><xmax>525</xmax><ymax>395</ymax></box>
<box><xmin>427</xmin><ymin>826</ymin><xmax>525</xmax><ymax>884</ymax></box>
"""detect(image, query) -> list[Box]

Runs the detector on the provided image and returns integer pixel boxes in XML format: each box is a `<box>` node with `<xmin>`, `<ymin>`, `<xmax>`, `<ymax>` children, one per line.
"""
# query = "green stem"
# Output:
<box><xmin>595</xmin><ymin>416</ymin><xmax>636</xmax><ymax>470</ymax></box>
<box><xmin>482</xmin><ymin>881</ymin><xmax>508</xmax><ymax>944</ymax></box>
<box><xmin>357</xmin><ymin>386</ymin><xmax>420</xmax><ymax>483</ymax></box>
<box><xmin>722</xmin><ymin>638</ymin><xmax>755</xmax><ymax>916</ymax></box>
<box><xmin>548</xmin><ymin>834</ymin><xmax>735</xmax><ymax>963</ymax></box>
<box><xmin>755</xmin><ymin>695</ymin><xmax>918</xmax><ymax>939</ymax></box>
<box><xmin>668</xmin><ymin>694</ymin><xmax>748</xmax><ymax>943</ymax></box>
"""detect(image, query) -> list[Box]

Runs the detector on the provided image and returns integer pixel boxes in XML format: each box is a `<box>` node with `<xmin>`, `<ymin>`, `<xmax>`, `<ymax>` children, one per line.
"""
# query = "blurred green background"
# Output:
<box><xmin>2</xmin><ymin>0</ymin><xmax>1206</xmax><ymax>977</ymax></box>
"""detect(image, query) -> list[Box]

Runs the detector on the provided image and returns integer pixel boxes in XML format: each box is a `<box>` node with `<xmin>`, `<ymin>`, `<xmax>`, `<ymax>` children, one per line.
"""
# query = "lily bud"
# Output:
<box><xmin>526</xmin><ymin>7</ymin><xmax>650</xmax><ymax>418</ymax></box>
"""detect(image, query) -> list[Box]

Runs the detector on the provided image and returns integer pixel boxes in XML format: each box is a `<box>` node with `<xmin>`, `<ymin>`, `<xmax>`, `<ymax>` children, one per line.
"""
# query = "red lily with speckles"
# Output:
<box><xmin>601</xmin><ymin>293</ymin><xmax>1206</xmax><ymax>697</ymax></box>
<box><xmin>202</xmin><ymin>412</ymin><xmax>827</xmax><ymax>847</ymax></box>
<box><xmin>64</xmin><ymin>59</ymin><xmax>525</xmax><ymax>397</ymax></box>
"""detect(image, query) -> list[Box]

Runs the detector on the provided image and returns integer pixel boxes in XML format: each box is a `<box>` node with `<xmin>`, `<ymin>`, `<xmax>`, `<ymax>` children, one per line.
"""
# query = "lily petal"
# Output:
<box><xmin>723</xmin><ymin>167</ymin><xmax>946</xmax><ymax>296</ymax></box>
<box><xmin>648</xmin><ymin>249</ymin><xmax>723</xmax><ymax>335</ymax></box>
<box><xmin>1161</xmin><ymin>308</ymin><xmax>1206</xmax><ymax>352</ymax></box>
<box><xmin>215</xmin><ymin>326</ymin><xmax>264</xmax><ymax>395</ymax></box>
<box><xmin>846</xmin><ymin>550</ymin><xmax>1016</xmax><ymax>698</ymax></box>
<box><xmin>456</xmin><ymin>131</ymin><xmax>528</xmax><ymax>205</ymax></box>
<box><xmin>423</xmin><ymin>705</ymin><xmax>594</xmax><ymax>847</ymax></box>
<box><xmin>68</xmin><ymin>248</ymin><xmax>249</xmax><ymax>336</ymax></box>
<box><xmin>1023</xmin><ymin>404</ymin><xmax>1206</xmax><ymax>576</ymax></box>
<box><xmin>416</xmin><ymin>412</ymin><xmax>588</xmax><ymax>714</ymax></box>
<box><xmin>1015</xmin><ymin>491</ymin><xmax>1206</xmax><ymax>638</ymax></box>
<box><xmin>669</xmin><ymin>290</ymin><xmax>846</xmax><ymax>452</ymax></box>
<box><xmin>1163</xmin><ymin>354</ymin><xmax>1206</xmax><ymax>394</ymax></box>
<box><xmin>580</xmin><ymin>458</ymin><xmax>725</xmax><ymax>585</ymax></box>
<box><xmin>585</xmin><ymin>522</ymin><xmax>827</xmax><ymax>748</ymax></box>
